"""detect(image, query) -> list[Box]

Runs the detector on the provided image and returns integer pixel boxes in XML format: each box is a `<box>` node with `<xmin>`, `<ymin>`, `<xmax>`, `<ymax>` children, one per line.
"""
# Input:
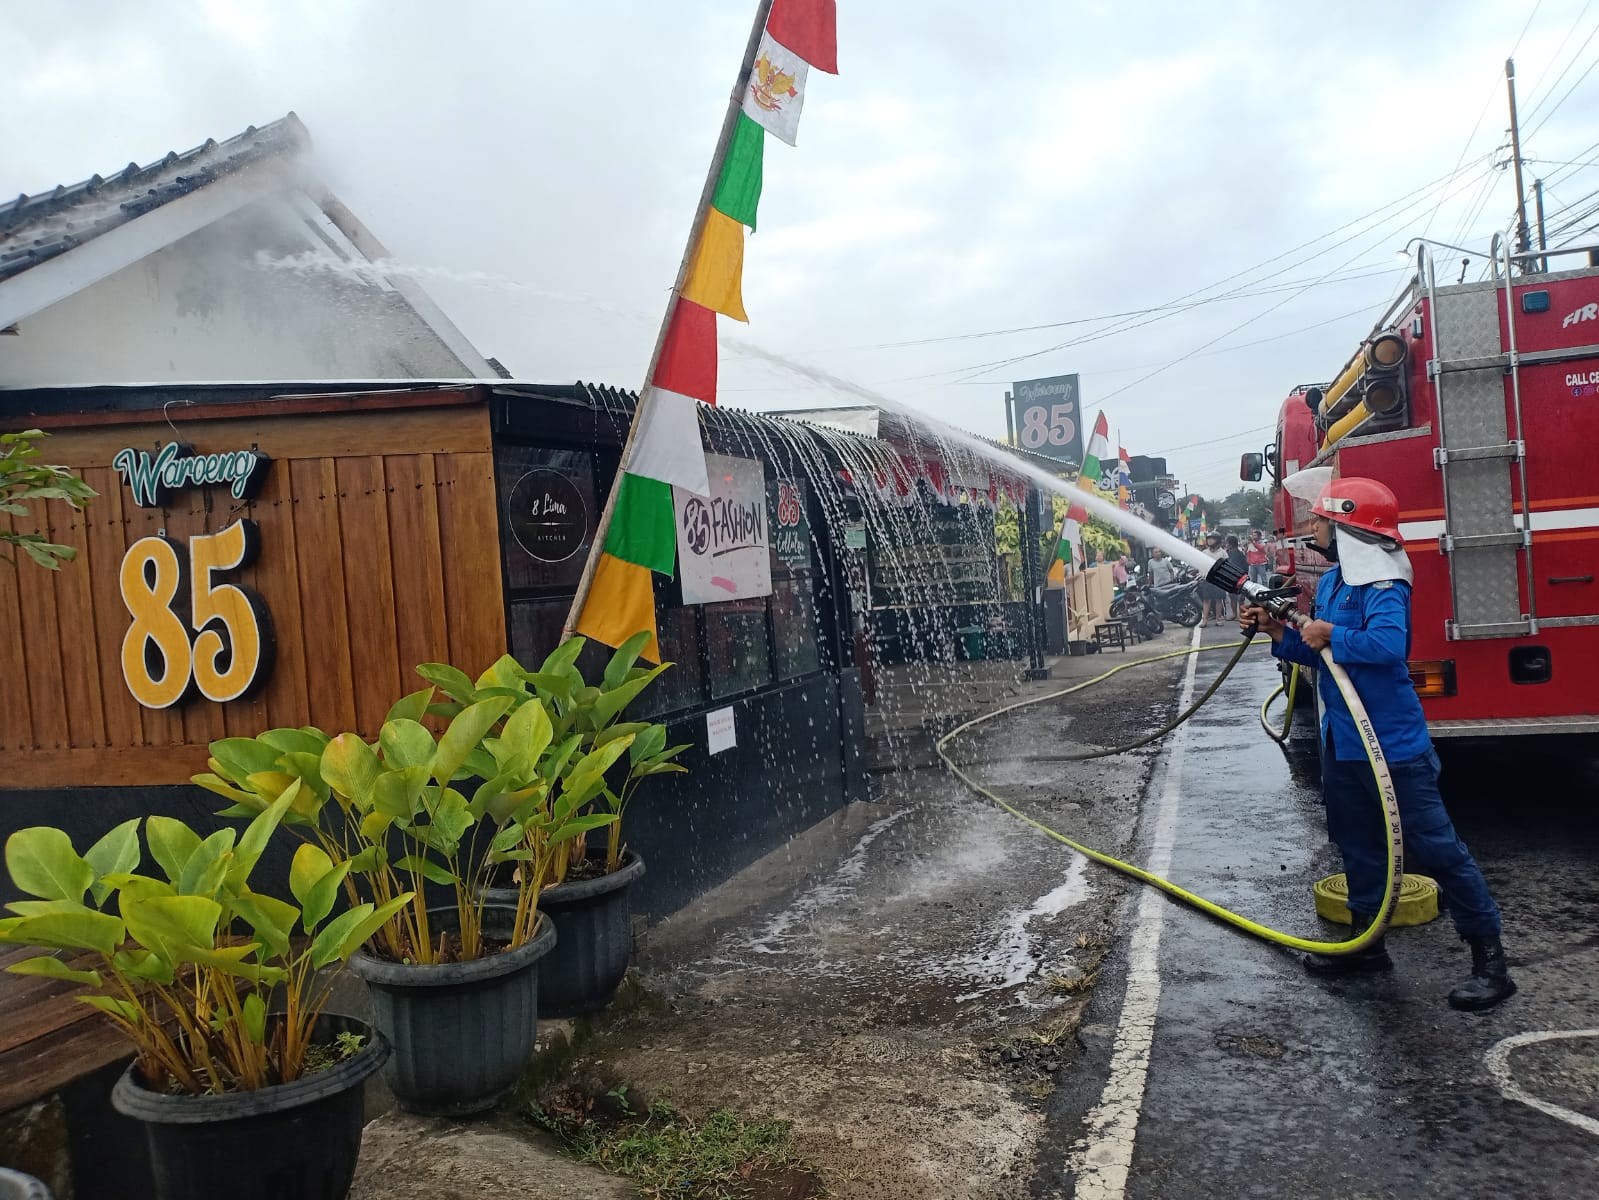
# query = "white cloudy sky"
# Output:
<box><xmin>7</xmin><ymin>0</ymin><xmax>1599</xmax><ymax>497</ymax></box>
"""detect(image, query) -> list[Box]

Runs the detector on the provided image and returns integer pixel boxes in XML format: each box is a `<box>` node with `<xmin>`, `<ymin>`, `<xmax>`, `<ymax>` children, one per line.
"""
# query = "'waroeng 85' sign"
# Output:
<box><xmin>1013</xmin><ymin>374</ymin><xmax>1083</xmax><ymax>466</ymax></box>
<box><xmin>112</xmin><ymin>441</ymin><xmax>275</xmax><ymax>708</ymax></box>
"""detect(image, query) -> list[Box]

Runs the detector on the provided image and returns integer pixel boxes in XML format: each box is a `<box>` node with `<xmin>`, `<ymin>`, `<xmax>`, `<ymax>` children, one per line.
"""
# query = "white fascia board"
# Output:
<box><xmin>309</xmin><ymin>188</ymin><xmax>497</xmax><ymax>379</ymax></box>
<box><xmin>283</xmin><ymin>191</ymin><xmax>397</xmax><ymax>292</ymax></box>
<box><xmin>0</xmin><ymin>157</ymin><xmax>301</xmax><ymax>329</ymax></box>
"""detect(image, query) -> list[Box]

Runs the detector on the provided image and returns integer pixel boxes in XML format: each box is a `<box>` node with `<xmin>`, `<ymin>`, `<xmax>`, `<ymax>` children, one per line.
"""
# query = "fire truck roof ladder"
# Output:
<box><xmin>1418</xmin><ymin>233</ymin><xmax>1536</xmax><ymax>640</ymax></box>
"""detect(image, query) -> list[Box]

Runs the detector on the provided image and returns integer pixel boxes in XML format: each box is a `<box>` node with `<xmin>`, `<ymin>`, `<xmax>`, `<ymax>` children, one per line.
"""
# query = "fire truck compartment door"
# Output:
<box><xmin>1434</xmin><ymin>285</ymin><xmax>1527</xmax><ymax>639</ymax></box>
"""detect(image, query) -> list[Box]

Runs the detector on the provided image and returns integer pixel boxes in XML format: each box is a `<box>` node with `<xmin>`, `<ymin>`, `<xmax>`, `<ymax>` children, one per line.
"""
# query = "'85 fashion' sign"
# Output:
<box><xmin>674</xmin><ymin>454</ymin><xmax>773</xmax><ymax>605</ymax></box>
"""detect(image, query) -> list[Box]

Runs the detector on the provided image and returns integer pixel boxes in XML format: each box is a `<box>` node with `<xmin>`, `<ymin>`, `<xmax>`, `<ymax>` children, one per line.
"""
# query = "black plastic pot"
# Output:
<box><xmin>530</xmin><ymin>851</ymin><xmax>645</xmax><ymax>1018</ymax></box>
<box><xmin>349</xmin><ymin>905</ymin><xmax>555</xmax><ymax>1116</ymax></box>
<box><xmin>109</xmin><ymin>1013</ymin><xmax>386</xmax><ymax>1200</ymax></box>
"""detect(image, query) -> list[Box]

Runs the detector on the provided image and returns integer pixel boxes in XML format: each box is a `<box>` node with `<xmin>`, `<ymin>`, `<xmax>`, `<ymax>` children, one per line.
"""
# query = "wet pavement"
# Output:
<box><xmin>1038</xmin><ymin>627</ymin><xmax>1599</xmax><ymax>1199</ymax></box>
<box><xmin>551</xmin><ymin>629</ymin><xmax>1199</xmax><ymax>1199</ymax></box>
<box><xmin>501</xmin><ymin>624</ymin><xmax>1599</xmax><ymax>1198</ymax></box>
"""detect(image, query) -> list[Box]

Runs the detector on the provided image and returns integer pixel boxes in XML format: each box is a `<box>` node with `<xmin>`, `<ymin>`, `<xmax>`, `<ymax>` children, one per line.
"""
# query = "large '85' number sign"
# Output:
<box><xmin>119</xmin><ymin>518</ymin><xmax>275</xmax><ymax>708</ymax></box>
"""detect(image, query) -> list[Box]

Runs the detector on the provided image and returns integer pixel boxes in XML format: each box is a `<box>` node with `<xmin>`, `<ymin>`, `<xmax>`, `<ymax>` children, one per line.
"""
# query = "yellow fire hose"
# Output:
<box><xmin>937</xmin><ymin>624</ymin><xmax>1403</xmax><ymax>956</ymax></box>
<box><xmin>1260</xmin><ymin>664</ymin><xmax>1302</xmax><ymax>743</ymax></box>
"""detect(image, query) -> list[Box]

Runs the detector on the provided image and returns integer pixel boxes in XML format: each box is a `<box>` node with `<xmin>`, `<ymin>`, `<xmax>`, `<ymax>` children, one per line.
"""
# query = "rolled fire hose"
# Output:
<box><xmin>937</xmin><ymin>602</ymin><xmax>1403</xmax><ymax>956</ymax></box>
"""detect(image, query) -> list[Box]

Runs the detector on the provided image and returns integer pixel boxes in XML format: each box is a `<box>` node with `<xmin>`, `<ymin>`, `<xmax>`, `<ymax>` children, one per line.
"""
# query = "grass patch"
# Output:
<box><xmin>531</xmin><ymin>1086</ymin><xmax>821</xmax><ymax>1199</ymax></box>
<box><xmin>1045</xmin><ymin>970</ymin><xmax>1097</xmax><ymax>995</ymax></box>
<box><xmin>1028</xmin><ymin>1018</ymin><xmax>1076</xmax><ymax>1047</ymax></box>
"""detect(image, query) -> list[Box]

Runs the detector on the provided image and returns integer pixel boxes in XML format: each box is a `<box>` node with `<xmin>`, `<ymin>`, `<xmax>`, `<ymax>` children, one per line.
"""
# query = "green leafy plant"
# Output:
<box><xmin>0</xmin><ymin>790</ymin><xmax>410</xmax><ymax>1095</ymax></box>
<box><xmin>416</xmin><ymin>632</ymin><xmax>689</xmax><ymax>878</ymax></box>
<box><xmin>0</xmin><ymin>429</ymin><xmax>97</xmax><ymax>570</ymax></box>
<box><xmin>194</xmin><ymin>668</ymin><xmax>615</xmax><ymax>964</ymax></box>
<box><xmin>194</xmin><ymin>633</ymin><xmax>686</xmax><ymax>966</ymax></box>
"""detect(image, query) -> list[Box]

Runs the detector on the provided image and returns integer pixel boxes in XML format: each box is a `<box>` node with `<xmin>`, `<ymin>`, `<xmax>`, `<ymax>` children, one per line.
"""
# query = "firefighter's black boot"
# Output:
<box><xmin>1447</xmin><ymin>934</ymin><xmax>1517</xmax><ymax>1011</ymax></box>
<box><xmin>1304</xmin><ymin>910</ymin><xmax>1393</xmax><ymax>976</ymax></box>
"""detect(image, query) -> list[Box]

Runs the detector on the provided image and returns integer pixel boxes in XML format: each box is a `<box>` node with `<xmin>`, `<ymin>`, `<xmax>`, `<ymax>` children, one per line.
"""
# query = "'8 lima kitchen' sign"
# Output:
<box><xmin>111</xmin><ymin>441</ymin><xmax>276</xmax><ymax>708</ymax></box>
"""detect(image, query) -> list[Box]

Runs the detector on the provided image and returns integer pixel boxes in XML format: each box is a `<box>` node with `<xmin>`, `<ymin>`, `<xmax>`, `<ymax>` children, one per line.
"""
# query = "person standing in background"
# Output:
<box><xmin>1246</xmin><ymin>529</ymin><xmax>1271</xmax><ymax>585</ymax></box>
<box><xmin>1200</xmin><ymin>533</ymin><xmax>1227</xmax><ymax>624</ymax></box>
<box><xmin>1224</xmin><ymin>535</ymin><xmax>1248</xmax><ymax>619</ymax></box>
<box><xmin>1148</xmin><ymin>547</ymin><xmax>1175</xmax><ymax>587</ymax></box>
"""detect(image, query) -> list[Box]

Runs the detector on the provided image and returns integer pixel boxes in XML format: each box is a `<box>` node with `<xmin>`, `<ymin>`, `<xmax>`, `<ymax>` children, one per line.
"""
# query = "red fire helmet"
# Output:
<box><xmin>1315</xmin><ymin>477</ymin><xmax>1403</xmax><ymax>543</ymax></box>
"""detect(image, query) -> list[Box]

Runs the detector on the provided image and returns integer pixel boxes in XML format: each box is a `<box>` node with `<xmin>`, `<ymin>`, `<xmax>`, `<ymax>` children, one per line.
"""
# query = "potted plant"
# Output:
<box><xmin>195</xmin><ymin>684</ymin><xmax>621</xmax><ymax>1114</ymax></box>
<box><xmin>0</xmin><ymin>788</ymin><xmax>406</xmax><ymax>1200</ymax></box>
<box><xmin>419</xmin><ymin>632</ymin><xmax>688</xmax><ymax>1017</ymax></box>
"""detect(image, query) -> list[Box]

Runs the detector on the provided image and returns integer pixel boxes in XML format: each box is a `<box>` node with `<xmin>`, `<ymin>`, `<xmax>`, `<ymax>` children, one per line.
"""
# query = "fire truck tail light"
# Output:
<box><xmin>1407</xmin><ymin>659</ymin><xmax>1457</xmax><ymax>697</ymax></box>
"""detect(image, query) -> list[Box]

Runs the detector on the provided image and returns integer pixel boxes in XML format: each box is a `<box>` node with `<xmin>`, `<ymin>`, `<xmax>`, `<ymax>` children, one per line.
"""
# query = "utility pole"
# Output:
<box><xmin>1534</xmin><ymin>177</ymin><xmax>1548</xmax><ymax>273</ymax></box>
<box><xmin>1507</xmin><ymin>58</ymin><xmax>1532</xmax><ymax>259</ymax></box>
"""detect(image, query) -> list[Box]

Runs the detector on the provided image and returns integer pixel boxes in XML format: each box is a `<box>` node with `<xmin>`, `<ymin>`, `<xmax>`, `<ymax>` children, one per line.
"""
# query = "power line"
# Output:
<box><xmin>1523</xmin><ymin>10</ymin><xmax>1599</xmax><ymax>126</ymax></box>
<box><xmin>1148</xmin><ymin>424</ymin><xmax>1275</xmax><ymax>457</ymax></box>
<box><xmin>1539</xmin><ymin>135</ymin><xmax>1599</xmax><ymax>187</ymax></box>
<box><xmin>1452</xmin><ymin>154</ymin><xmax>1509</xmax><ymax>250</ymax></box>
<box><xmin>904</xmin><ymin>155</ymin><xmax>1496</xmax><ymax>385</ymax></box>
<box><xmin>1526</xmin><ymin>39</ymin><xmax>1599</xmax><ymax>140</ymax></box>
<box><xmin>1079</xmin><ymin>166</ymin><xmax>1498</xmax><ymax>406</ymax></box>
<box><xmin>1447</xmin><ymin>160</ymin><xmax>1502</xmax><ymax>250</ymax></box>
<box><xmin>975</xmin><ymin>301</ymin><xmax>1385</xmax><ymax>381</ymax></box>
<box><xmin>1422</xmin><ymin>1</ymin><xmax>1546</xmax><ymax>242</ymax></box>
<box><xmin>1523</xmin><ymin>0</ymin><xmax>1593</xmax><ymax>103</ymax></box>
<box><xmin>722</xmin><ymin>300</ymin><xmax>1388</xmax><ymax>398</ymax></box>
<box><xmin>1522</xmin><ymin>156</ymin><xmax>1599</xmax><ymax>168</ymax></box>
<box><xmin>818</xmin><ymin>266</ymin><xmax>1398</xmax><ymax>354</ymax></box>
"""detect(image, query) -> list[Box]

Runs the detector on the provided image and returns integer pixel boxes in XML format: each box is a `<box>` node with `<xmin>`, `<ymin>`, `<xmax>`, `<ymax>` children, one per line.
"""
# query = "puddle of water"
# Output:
<box><xmin>716</xmin><ymin>800</ymin><xmax>1092</xmax><ymax>1007</ymax></box>
<box><xmin>954</xmin><ymin>855</ymin><xmax>1090</xmax><ymax>1002</ymax></box>
<box><xmin>747</xmin><ymin>808</ymin><xmax>911</xmax><ymax>953</ymax></box>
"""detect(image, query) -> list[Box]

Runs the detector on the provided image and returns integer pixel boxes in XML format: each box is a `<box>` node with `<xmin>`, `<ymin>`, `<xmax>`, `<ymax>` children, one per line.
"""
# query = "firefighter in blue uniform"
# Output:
<box><xmin>1240</xmin><ymin>476</ymin><xmax>1516</xmax><ymax>1011</ymax></box>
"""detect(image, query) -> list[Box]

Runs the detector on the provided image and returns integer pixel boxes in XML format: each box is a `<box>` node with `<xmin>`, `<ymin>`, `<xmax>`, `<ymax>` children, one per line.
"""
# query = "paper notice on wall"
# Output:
<box><xmin>706</xmin><ymin>706</ymin><xmax>736</xmax><ymax>755</ymax></box>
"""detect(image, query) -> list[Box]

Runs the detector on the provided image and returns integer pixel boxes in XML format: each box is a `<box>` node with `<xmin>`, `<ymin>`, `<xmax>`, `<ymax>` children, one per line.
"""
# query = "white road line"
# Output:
<box><xmin>1068</xmin><ymin>624</ymin><xmax>1205</xmax><ymax>1199</ymax></box>
<box><xmin>1484</xmin><ymin>1029</ymin><xmax>1599</xmax><ymax>1139</ymax></box>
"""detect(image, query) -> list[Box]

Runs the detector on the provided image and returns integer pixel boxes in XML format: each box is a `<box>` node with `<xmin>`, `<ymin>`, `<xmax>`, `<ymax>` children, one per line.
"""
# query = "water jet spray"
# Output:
<box><xmin>728</xmin><ymin>338</ymin><xmax>1223</xmax><ymax>576</ymax></box>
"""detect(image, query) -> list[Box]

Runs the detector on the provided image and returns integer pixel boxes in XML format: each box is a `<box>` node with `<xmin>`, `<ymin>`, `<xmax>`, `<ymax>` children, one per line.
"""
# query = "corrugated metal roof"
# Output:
<box><xmin>0</xmin><ymin>113</ymin><xmax>311</xmax><ymax>284</ymax></box>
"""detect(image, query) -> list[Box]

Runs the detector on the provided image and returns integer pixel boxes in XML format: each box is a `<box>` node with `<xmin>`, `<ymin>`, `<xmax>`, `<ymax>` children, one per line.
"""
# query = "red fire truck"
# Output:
<box><xmin>1243</xmin><ymin>235</ymin><xmax>1599</xmax><ymax>751</ymax></box>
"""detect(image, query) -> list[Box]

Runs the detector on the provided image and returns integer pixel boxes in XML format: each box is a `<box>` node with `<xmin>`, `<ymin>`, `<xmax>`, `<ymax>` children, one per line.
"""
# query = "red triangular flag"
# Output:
<box><xmin>767</xmin><ymin>0</ymin><xmax>837</xmax><ymax>74</ymax></box>
<box><xmin>653</xmin><ymin>298</ymin><xmax>718</xmax><ymax>404</ymax></box>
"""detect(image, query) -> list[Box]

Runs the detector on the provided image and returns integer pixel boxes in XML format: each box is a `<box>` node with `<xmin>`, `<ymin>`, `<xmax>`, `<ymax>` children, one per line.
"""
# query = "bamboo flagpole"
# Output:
<box><xmin>562</xmin><ymin>0</ymin><xmax>777</xmax><ymax>642</ymax></box>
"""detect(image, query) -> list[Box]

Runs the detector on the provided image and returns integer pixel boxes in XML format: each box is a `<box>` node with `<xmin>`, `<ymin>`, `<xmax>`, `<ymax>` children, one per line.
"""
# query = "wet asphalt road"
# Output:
<box><xmin>1037</xmin><ymin>629</ymin><xmax>1599</xmax><ymax>1199</ymax></box>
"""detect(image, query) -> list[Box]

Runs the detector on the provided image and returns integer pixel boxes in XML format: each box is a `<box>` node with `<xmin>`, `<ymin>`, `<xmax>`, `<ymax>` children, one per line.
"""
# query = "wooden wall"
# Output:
<box><xmin>0</xmin><ymin>393</ymin><xmax>507</xmax><ymax>788</ymax></box>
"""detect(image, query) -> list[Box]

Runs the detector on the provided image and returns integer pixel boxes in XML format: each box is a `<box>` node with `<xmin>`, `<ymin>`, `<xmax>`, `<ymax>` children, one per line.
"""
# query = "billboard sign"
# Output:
<box><xmin>1012</xmin><ymin>374</ymin><xmax>1083</xmax><ymax>465</ymax></box>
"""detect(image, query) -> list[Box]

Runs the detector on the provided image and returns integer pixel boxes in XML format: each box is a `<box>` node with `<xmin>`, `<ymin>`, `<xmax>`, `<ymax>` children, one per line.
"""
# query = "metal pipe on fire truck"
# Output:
<box><xmin>1314</xmin><ymin>333</ymin><xmax>1410</xmax><ymax>452</ymax></box>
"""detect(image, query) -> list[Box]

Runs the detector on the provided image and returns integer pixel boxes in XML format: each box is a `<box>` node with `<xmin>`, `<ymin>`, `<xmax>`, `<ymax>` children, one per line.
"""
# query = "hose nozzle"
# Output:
<box><xmin>1238</xmin><ymin>578</ymin><xmax>1301</xmax><ymax>619</ymax></box>
<box><xmin>1205</xmin><ymin>558</ymin><xmax>1246</xmax><ymax>594</ymax></box>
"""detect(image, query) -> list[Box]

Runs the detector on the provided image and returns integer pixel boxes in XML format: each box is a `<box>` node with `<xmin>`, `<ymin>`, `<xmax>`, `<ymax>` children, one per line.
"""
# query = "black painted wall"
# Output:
<box><xmin>0</xmin><ymin>671</ymin><xmax>866</xmax><ymax>917</ymax></box>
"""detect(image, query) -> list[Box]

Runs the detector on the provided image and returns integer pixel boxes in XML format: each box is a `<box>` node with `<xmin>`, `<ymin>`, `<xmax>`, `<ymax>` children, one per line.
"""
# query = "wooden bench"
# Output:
<box><xmin>0</xmin><ymin>944</ymin><xmax>131</xmax><ymax>1117</ymax></box>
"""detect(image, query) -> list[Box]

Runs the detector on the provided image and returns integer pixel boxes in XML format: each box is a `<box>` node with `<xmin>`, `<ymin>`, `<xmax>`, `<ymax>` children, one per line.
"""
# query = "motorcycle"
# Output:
<box><xmin>1147</xmin><ymin>574</ymin><xmax>1203</xmax><ymax>627</ymax></box>
<box><xmin>1110</xmin><ymin>580</ymin><xmax>1164</xmax><ymax>639</ymax></box>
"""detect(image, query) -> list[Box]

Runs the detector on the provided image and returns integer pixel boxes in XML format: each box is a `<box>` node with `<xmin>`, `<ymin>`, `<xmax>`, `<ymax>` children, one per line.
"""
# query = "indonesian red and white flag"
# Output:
<box><xmin>742</xmin><ymin>31</ymin><xmax>809</xmax><ymax>145</ymax></box>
